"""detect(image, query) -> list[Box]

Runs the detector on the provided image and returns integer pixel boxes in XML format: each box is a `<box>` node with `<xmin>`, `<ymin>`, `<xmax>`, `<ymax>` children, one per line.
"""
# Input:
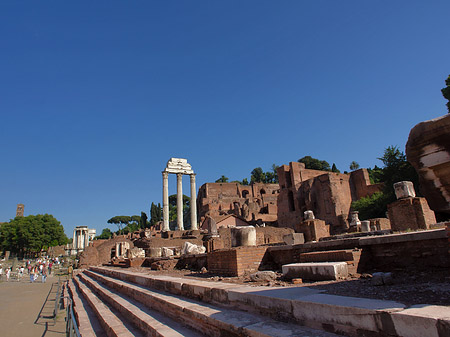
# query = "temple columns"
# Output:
<box><xmin>162</xmin><ymin>172</ymin><xmax>170</xmax><ymax>232</ymax></box>
<box><xmin>190</xmin><ymin>174</ymin><xmax>198</xmax><ymax>230</ymax></box>
<box><xmin>176</xmin><ymin>173</ymin><xmax>184</xmax><ymax>230</ymax></box>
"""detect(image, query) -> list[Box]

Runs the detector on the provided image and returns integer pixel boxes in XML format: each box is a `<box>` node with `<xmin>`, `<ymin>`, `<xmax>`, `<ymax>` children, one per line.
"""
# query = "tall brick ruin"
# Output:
<box><xmin>277</xmin><ymin>162</ymin><xmax>382</xmax><ymax>233</ymax></box>
<box><xmin>197</xmin><ymin>182</ymin><xmax>279</xmax><ymax>225</ymax></box>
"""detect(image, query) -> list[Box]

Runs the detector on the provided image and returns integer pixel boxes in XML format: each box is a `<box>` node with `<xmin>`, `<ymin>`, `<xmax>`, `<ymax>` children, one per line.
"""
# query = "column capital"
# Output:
<box><xmin>162</xmin><ymin>171</ymin><xmax>169</xmax><ymax>178</ymax></box>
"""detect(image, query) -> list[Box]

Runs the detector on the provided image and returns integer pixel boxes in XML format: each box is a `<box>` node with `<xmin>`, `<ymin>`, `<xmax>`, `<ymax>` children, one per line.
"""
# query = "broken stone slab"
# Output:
<box><xmin>249</xmin><ymin>271</ymin><xmax>277</xmax><ymax>282</ymax></box>
<box><xmin>371</xmin><ymin>272</ymin><xmax>393</xmax><ymax>286</ymax></box>
<box><xmin>283</xmin><ymin>233</ymin><xmax>305</xmax><ymax>245</ymax></box>
<box><xmin>148</xmin><ymin>247</ymin><xmax>162</xmax><ymax>257</ymax></box>
<box><xmin>394</xmin><ymin>181</ymin><xmax>416</xmax><ymax>199</ymax></box>
<box><xmin>282</xmin><ymin>262</ymin><xmax>348</xmax><ymax>281</ymax></box>
<box><xmin>161</xmin><ymin>247</ymin><xmax>174</xmax><ymax>257</ymax></box>
<box><xmin>181</xmin><ymin>242</ymin><xmax>206</xmax><ymax>255</ymax></box>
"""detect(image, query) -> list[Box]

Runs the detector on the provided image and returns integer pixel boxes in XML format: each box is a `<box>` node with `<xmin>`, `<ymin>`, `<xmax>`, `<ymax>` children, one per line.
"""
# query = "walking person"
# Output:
<box><xmin>41</xmin><ymin>265</ymin><xmax>48</xmax><ymax>283</ymax></box>
<box><xmin>6</xmin><ymin>268</ymin><xmax>11</xmax><ymax>282</ymax></box>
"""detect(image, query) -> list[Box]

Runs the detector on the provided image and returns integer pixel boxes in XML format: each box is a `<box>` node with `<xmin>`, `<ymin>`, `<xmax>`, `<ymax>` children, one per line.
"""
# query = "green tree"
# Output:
<box><xmin>241</xmin><ymin>178</ymin><xmax>249</xmax><ymax>185</ymax></box>
<box><xmin>441</xmin><ymin>74</ymin><xmax>450</xmax><ymax>113</ymax></box>
<box><xmin>139</xmin><ymin>212</ymin><xmax>148</xmax><ymax>229</ymax></box>
<box><xmin>215</xmin><ymin>175</ymin><xmax>229</xmax><ymax>183</ymax></box>
<box><xmin>349</xmin><ymin>161</ymin><xmax>360</xmax><ymax>171</ymax></box>
<box><xmin>150</xmin><ymin>202</ymin><xmax>162</xmax><ymax>227</ymax></box>
<box><xmin>378</xmin><ymin>145</ymin><xmax>418</xmax><ymax>198</ymax></box>
<box><xmin>298</xmin><ymin>156</ymin><xmax>331</xmax><ymax>171</ymax></box>
<box><xmin>331</xmin><ymin>163</ymin><xmax>340</xmax><ymax>173</ymax></box>
<box><xmin>250</xmin><ymin>167</ymin><xmax>266</xmax><ymax>183</ymax></box>
<box><xmin>0</xmin><ymin>214</ymin><xmax>68</xmax><ymax>255</ymax></box>
<box><xmin>96</xmin><ymin>228</ymin><xmax>112</xmax><ymax>240</ymax></box>
<box><xmin>107</xmin><ymin>216</ymin><xmax>131</xmax><ymax>235</ymax></box>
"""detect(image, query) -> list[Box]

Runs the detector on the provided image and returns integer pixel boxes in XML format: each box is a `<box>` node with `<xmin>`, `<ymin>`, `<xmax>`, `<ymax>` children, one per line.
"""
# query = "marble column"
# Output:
<box><xmin>73</xmin><ymin>229</ymin><xmax>77</xmax><ymax>249</ymax></box>
<box><xmin>190</xmin><ymin>174</ymin><xmax>198</xmax><ymax>230</ymax></box>
<box><xmin>84</xmin><ymin>229</ymin><xmax>89</xmax><ymax>248</ymax></box>
<box><xmin>162</xmin><ymin>172</ymin><xmax>169</xmax><ymax>231</ymax></box>
<box><xmin>176</xmin><ymin>173</ymin><xmax>184</xmax><ymax>230</ymax></box>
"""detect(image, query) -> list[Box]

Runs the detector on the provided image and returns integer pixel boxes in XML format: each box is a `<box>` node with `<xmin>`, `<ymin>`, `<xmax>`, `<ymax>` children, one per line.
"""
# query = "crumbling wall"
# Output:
<box><xmin>79</xmin><ymin>236</ymin><xmax>134</xmax><ymax>267</ymax></box>
<box><xmin>277</xmin><ymin>162</ymin><xmax>382</xmax><ymax>232</ymax></box>
<box><xmin>197</xmin><ymin>182</ymin><xmax>279</xmax><ymax>225</ymax></box>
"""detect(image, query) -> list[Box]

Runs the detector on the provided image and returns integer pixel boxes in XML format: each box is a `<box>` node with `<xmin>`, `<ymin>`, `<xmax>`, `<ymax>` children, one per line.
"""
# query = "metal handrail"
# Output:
<box><xmin>64</xmin><ymin>296</ymin><xmax>81</xmax><ymax>337</ymax></box>
<box><xmin>53</xmin><ymin>278</ymin><xmax>62</xmax><ymax>320</ymax></box>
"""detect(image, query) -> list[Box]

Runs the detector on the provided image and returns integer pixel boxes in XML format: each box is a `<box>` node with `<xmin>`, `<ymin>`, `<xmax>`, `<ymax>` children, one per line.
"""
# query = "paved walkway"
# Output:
<box><xmin>0</xmin><ymin>274</ymin><xmax>67</xmax><ymax>337</ymax></box>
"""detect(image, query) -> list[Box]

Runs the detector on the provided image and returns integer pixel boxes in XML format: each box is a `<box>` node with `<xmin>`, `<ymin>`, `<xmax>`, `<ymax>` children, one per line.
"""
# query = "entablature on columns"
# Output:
<box><xmin>163</xmin><ymin>158</ymin><xmax>194</xmax><ymax>175</ymax></box>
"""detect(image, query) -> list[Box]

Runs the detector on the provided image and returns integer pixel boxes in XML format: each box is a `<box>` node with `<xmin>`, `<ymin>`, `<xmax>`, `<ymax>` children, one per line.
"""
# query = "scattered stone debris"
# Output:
<box><xmin>249</xmin><ymin>271</ymin><xmax>277</xmax><ymax>282</ymax></box>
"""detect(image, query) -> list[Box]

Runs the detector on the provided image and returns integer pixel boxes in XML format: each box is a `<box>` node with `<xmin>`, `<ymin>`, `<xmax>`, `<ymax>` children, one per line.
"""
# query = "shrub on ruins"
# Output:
<box><xmin>352</xmin><ymin>146</ymin><xmax>419</xmax><ymax>220</ymax></box>
<box><xmin>441</xmin><ymin>74</ymin><xmax>450</xmax><ymax>113</ymax></box>
<box><xmin>298</xmin><ymin>156</ymin><xmax>331</xmax><ymax>171</ymax></box>
<box><xmin>215</xmin><ymin>175</ymin><xmax>229</xmax><ymax>183</ymax></box>
<box><xmin>0</xmin><ymin>214</ymin><xmax>68</xmax><ymax>255</ymax></box>
<box><xmin>351</xmin><ymin>192</ymin><xmax>388</xmax><ymax>220</ymax></box>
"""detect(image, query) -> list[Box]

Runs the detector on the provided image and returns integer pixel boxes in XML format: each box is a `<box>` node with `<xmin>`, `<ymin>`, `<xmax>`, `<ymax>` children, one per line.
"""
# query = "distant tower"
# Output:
<box><xmin>16</xmin><ymin>204</ymin><xmax>24</xmax><ymax>217</ymax></box>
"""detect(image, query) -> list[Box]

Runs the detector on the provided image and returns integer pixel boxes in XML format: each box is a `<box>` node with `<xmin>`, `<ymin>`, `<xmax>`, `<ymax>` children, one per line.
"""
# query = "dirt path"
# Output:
<box><xmin>0</xmin><ymin>274</ymin><xmax>67</xmax><ymax>337</ymax></box>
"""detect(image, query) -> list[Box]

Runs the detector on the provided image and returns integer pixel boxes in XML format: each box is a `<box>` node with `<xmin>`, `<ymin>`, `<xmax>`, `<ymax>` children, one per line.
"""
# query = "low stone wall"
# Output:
<box><xmin>267</xmin><ymin>228</ymin><xmax>449</xmax><ymax>273</ymax></box>
<box><xmin>207</xmin><ymin>246</ymin><xmax>269</xmax><ymax>276</ymax></box>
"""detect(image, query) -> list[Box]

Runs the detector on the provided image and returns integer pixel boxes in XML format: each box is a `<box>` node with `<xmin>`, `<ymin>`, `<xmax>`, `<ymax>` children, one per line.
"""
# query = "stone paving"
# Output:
<box><xmin>0</xmin><ymin>274</ymin><xmax>67</xmax><ymax>337</ymax></box>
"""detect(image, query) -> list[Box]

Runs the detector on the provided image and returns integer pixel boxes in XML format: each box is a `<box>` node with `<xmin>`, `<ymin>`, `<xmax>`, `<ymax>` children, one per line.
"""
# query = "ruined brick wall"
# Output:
<box><xmin>277</xmin><ymin>163</ymin><xmax>381</xmax><ymax>232</ymax></box>
<box><xmin>79</xmin><ymin>236</ymin><xmax>134</xmax><ymax>267</ymax></box>
<box><xmin>387</xmin><ymin>197</ymin><xmax>436</xmax><ymax>231</ymax></box>
<box><xmin>267</xmin><ymin>229</ymin><xmax>449</xmax><ymax>272</ymax></box>
<box><xmin>207</xmin><ymin>246</ymin><xmax>269</xmax><ymax>276</ymax></box>
<box><xmin>197</xmin><ymin>182</ymin><xmax>279</xmax><ymax>225</ymax></box>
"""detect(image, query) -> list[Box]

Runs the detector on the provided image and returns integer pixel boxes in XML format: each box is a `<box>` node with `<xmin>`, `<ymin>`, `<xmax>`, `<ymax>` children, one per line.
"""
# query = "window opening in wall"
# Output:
<box><xmin>288</xmin><ymin>191</ymin><xmax>295</xmax><ymax>212</ymax></box>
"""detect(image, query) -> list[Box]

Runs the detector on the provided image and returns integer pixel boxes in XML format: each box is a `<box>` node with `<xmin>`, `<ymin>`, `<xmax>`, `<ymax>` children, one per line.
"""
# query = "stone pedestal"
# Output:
<box><xmin>361</xmin><ymin>220</ymin><xmax>371</xmax><ymax>232</ymax></box>
<box><xmin>387</xmin><ymin>197</ymin><xmax>436</xmax><ymax>231</ymax></box>
<box><xmin>295</xmin><ymin>219</ymin><xmax>330</xmax><ymax>242</ymax></box>
<box><xmin>231</xmin><ymin>226</ymin><xmax>256</xmax><ymax>247</ymax></box>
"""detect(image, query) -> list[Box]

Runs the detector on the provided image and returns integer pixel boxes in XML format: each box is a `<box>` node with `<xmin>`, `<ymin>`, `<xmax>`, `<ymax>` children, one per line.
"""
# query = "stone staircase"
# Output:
<box><xmin>68</xmin><ymin>267</ymin><xmax>450</xmax><ymax>337</ymax></box>
<box><xmin>69</xmin><ymin>268</ymin><xmax>339</xmax><ymax>337</ymax></box>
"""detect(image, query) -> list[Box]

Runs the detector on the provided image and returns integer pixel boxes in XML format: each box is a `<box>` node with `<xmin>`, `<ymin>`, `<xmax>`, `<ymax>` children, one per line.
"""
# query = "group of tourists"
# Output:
<box><xmin>0</xmin><ymin>256</ymin><xmax>63</xmax><ymax>283</ymax></box>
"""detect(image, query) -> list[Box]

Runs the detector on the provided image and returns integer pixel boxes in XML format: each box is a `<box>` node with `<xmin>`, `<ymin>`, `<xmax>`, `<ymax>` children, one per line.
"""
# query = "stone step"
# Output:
<box><xmin>73</xmin><ymin>275</ymin><xmax>143</xmax><ymax>337</ymax></box>
<box><xmin>84</xmin><ymin>269</ymin><xmax>340</xmax><ymax>337</ymax></box>
<box><xmin>67</xmin><ymin>279</ymin><xmax>105</xmax><ymax>337</ymax></box>
<box><xmin>90</xmin><ymin>266</ymin><xmax>450</xmax><ymax>337</ymax></box>
<box><xmin>282</xmin><ymin>262</ymin><xmax>349</xmax><ymax>281</ymax></box>
<box><xmin>78</xmin><ymin>273</ymin><xmax>203</xmax><ymax>337</ymax></box>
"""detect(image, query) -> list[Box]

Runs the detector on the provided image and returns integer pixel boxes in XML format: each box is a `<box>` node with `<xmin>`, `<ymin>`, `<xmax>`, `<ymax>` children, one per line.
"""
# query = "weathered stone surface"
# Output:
<box><xmin>161</xmin><ymin>247</ymin><xmax>174</xmax><ymax>257</ymax></box>
<box><xmin>371</xmin><ymin>272</ymin><xmax>393</xmax><ymax>286</ymax></box>
<box><xmin>283</xmin><ymin>233</ymin><xmax>305</xmax><ymax>245</ymax></box>
<box><xmin>406</xmin><ymin>113</ymin><xmax>450</xmax><ymax>218</ymax></box>
<box><xmin>387</xmin><ymin>197</ymin><xmax>436</xmax><ymax>231</ymax></box>
<box><xmin>277</xmin><ymin>163</ymin><xmax>383</xmax><ymax>233</ymax></box>
<box><xmin>361</xmin><ymin>220</ymin><xmax>371</xmax><ymax>232</ymax></box>
<box><xmin>394</xmin><ymin>181</ymin><xmax>416</xmax><ymax>199</ymax></box>
<box><xmin>231</xmin><ymin>226</ymin><xmax>256</xmax><ymax>247</ymax></box>
<box><xmin>295</xmin><ymin>219</ymin><xmax>330</xmax><ymax>242</ymax></box>
<box><xmin>282</xmin><ymin>262</ymin><xmax>349</xmax><ymax>281</ymax></box>
<box><xmin>249</xmin><ymin>271</ymin><xmax>277</xmax><ymax>282</ymax></box>
<box><xmin>181</xmin><ymin>242</ymin><xmax>206</xmax><ymax>255</ymax></box>
<box><xmin>197</xmin><ymin>182</ymin><xmax>279</xmax><ymax>226</ymax></box>
<box><xmin>126</xmin><ymin>247</ymin><xmax>145</xmax><ymax>259</ymax></box>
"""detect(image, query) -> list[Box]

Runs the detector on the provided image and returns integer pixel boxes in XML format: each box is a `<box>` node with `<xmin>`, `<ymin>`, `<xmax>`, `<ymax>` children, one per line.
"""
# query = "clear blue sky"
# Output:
<box><xmin>1</xmin><ymin>1</ymin><xmax>449</xmax><ymax>238</ymax></box>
